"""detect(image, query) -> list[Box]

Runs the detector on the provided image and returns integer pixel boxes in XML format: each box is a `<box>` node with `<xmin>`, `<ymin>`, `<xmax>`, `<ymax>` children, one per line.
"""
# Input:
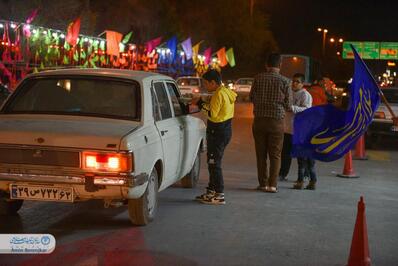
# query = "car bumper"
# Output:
<box><xmin>236</xmin><ymin>91</ymin><xmax>250</xmax><ymax>96</ymax></box>
<box><xmin>368</xmin><ymin>121</ymin><xmax>398</xmax><ymax>136</ymax></box>
<box><xmin>0</xmin><ymin>166</ymin><xmax>148</xmax><ymax>201</ymax></box>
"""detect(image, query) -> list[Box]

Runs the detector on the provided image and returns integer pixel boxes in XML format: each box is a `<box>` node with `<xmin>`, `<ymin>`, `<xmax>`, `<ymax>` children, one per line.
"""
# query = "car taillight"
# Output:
<box><xmin>193</xmin><ymin>88</ymin><xmax>200</xmax><ymax>93</ymax></box>
<box><xmin>374</xmin><ymin>111</ymin><xmax>386</xmax><ymax>119</ymax></box>
<box><xmin>82</xmin><ymin>152</ymin><xmax>133</xmax><ymax>172</ymax></box>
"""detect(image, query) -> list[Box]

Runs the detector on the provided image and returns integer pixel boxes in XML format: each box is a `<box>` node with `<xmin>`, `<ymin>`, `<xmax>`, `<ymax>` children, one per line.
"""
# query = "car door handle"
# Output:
<box><xmin>161</xmin><ymin>130</ymin><xmax>168</xmax><ymax>136</ymax></box>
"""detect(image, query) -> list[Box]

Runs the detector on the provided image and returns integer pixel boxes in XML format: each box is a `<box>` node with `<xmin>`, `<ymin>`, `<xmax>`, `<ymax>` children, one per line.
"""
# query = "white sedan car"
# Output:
<box><xmin>0</xmin><ymin>69</ymin><xmax>206</xmax><ymax>225</ymax></box>
<box><xmin>233</xmin><ymin>78</ymin><xmax>254</xmax><ymax>101</ymax></box>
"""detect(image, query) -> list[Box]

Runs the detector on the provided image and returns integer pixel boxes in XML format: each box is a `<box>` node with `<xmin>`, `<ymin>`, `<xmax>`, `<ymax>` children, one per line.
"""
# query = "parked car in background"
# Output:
<box><xmin>176</xmin><ymin>76</ymin><xmax>207</xmax><ymax>98</ymax></box>
<box><xmin>233</xmin><ymin>78</ymin><xmax>254</xmax><ymax>101</ymax></box>
<box><xmin>366</xmin><ymin>87</ymin><xmax>398</xmax><ymax>146</ymax></box>
<box><xmin>223</xmin><ymin>79</ymin><xmax>235</xmax><ymax>90</ymax></box>
<box><xmin>0</xmin><ymin>69</ymin><xmax>206</xmax><ymax>225</ymax></box>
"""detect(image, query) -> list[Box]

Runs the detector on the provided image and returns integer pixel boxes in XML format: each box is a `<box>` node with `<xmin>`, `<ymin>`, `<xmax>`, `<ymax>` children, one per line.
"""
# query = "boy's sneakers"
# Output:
<box><xmin>200</xmin><ymin>193</ymin><xmax>226</xmax><ymax>205</ymax></box>
<box><xmin>195</xmin><ymin>189</ymin><xmax>215</xmax><ymax>201</ymax></box>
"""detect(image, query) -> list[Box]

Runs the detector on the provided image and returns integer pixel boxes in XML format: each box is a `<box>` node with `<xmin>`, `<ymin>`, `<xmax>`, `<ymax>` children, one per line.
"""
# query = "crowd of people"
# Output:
<box><xmin>193</xmin><ymin>53</ymin><xmax>335</xmax><ymax>205</ymax></box>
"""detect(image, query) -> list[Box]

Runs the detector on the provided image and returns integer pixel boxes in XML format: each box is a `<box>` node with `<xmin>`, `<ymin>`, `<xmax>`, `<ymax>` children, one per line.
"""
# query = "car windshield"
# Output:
<box><xmin>236</xmin><ymin>79</ymin><xmax>253</xmax><ymax>85</ymax></box>
<box><xmin>2</xmin><ymin>76</ymin><xmax>141</xmax><ymax>121</ymax></box>
<box><xmin>177</xmin><ymin>78</ymin><xmax>199</xmax><ymax>86</ymax></box>
<box><xmin>382</xmin><ymin>89</ymin><xmax>398</xmax><ymax>104</ymax></box>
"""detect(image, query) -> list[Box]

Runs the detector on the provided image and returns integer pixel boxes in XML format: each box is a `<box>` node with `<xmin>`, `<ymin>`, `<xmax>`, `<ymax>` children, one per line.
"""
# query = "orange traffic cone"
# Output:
<box><xmin>337</xmin><ymin>150</ymin><xmax>359</xmax><ymax>178</ymax></box>
<box><xmin>347</xmin><ymin>196</ymin><xmax>371</xmax><ymax>266</ymax></box>
<box><xmin>353</xmin><ymin>136</ymin><xmax>368</xmax><ymax>160</ymax></box>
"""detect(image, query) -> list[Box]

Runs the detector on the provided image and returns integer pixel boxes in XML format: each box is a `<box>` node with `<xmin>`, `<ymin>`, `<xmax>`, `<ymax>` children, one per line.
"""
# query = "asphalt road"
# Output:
<box><xmin>1</xmin><ymin>103</ymin><xmax>398</xmax><ymax>266</ymax></box>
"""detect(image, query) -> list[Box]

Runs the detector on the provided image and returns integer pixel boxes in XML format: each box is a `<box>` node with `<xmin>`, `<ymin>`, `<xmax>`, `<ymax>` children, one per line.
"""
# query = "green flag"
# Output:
<box><xmin>63</xmin><ymin>55</ymin><xmax>69</xmax><ymax>65</ymax></box>
<box><xmin>89</xmin><ymin>59</ymin><xmax>97</xmax><ymax>68</ymax></box>
<box><xmin>44</xmin><ymin>30</ymin><xmax>52</xmax><ymax>45</ymax></box>
<box><xmin>122</xmin><ymin>31</ymin><xmax>133</xmax><ymax>44</ymax></box>
<box><xmin>64</xmin><ymin>41</ymin><xmax>70</xmax><ymax>51</ymax></box>
<box><xmin>80</xmin><ymin>50</ymin><xmax>86</xmax><ymax>60</ymax></box>
<box><xmin>226</xmin><ymin>48</ymin><xmax>236</xmax><ymax>67</ymax></box>
<box><xmin>73</xmin><ymin>50</ymin><xmax>79</xmax><ymax>62</ymax></box>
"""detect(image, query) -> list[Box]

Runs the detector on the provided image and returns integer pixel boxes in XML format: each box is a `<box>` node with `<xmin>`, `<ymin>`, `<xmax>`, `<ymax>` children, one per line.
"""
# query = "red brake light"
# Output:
<box><xmin>82</xmin><ymin>152</ymin><xmax>133</xmax><ymax>172</ymax></box>
<box><xmin>193</xmin><ymin>88</ymin><xmax>200</xmax><ymax>93</ymax></box>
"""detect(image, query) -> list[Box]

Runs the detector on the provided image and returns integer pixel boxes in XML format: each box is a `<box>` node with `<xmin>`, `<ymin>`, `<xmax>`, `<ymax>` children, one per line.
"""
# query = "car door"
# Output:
<box><xmin>165</xmin><ymin>81</ymin><xmax>188</xmax><ymax>177</ymax></box>
<box><xmin>152</xmin><ymin>81</ymin><xmax>182</xmax><ymax>184</ymax></box>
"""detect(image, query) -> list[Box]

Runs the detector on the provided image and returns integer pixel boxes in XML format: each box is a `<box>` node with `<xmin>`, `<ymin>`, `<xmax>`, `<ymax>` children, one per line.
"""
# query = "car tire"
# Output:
<box><xmin>0</xmin><ymin>192</ymin><xmax>23</xmax><ymax>215</ymax></box>
<box><xmin>128</xmin><ymin>168</ymin><xmax>158</xmax><ymax>226</ymax></box>
<box><xmin>181</xmin><ymin>152</ymin><xmax>201</xmax><ymax>188</ymax></box>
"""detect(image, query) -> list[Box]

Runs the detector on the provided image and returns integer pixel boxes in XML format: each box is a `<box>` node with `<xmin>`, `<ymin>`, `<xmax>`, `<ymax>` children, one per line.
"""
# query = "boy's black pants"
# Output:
<box><xmin>206</xmin><ymin>119</ymin><xmax>232</xmax><ymax>193</ymax></box>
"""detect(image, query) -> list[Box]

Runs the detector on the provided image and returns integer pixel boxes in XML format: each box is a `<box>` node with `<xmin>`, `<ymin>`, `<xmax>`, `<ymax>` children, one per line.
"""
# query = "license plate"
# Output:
<box><xmin>10</xmin><ymin>184</ymin><xmax>74</xmax><ymax>202</ymax></box>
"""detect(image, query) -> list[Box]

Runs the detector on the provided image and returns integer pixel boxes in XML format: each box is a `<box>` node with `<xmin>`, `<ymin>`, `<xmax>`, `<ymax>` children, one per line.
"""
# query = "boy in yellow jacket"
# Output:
<box><xmin>193</xmin><ymin>69</ymin><xmax>237</xmax><ymax>205</ymax></box>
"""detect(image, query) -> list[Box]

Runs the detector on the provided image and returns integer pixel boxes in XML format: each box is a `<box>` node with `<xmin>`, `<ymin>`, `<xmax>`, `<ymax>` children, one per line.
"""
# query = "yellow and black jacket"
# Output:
<box><xmin>197</xmin><ymin>85</ymin><xmax>237</xmax><ymax>123</ymax></box>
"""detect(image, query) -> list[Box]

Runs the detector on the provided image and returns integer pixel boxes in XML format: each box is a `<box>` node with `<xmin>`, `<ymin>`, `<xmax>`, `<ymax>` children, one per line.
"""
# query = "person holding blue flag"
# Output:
<box><xmin>279</xmin><ymin>73</ymin><xmax>314</xmax><ymax>188</ymax></box>
<box><xmin>291</xmin><ymin>45</ymin><xmax>381</xmax><ymax>162</ymax></box>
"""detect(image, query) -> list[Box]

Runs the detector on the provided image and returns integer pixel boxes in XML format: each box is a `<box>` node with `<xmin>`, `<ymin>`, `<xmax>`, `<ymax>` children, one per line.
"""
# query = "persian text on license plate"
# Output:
<box><xmin>10</xmin><ymin>184</ymin><xmax>74</xmax><ymax>202</ymax></box>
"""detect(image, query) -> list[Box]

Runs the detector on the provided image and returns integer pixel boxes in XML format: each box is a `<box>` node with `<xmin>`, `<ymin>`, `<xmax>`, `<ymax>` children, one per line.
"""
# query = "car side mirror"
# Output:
<box><xmin>187</xmin><ymin>104</ymin><xmax>200</xmax><ymax>114</ymax></box>
<box><xmin>179</xmin><ymin>97</ymin><xmax>200</xmax><ymax>114</ymax></box>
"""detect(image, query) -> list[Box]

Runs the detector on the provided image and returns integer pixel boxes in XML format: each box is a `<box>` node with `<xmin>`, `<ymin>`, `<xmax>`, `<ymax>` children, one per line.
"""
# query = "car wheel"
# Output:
<box><xmin>181</xmin><ymin>152</ymin><xmax>201</xmax><ymax>188</ymax></box>
<box><xmin>128</xmin><ymin>168</ymin><xmax>158</xmax><ymax>226</ymax></box>
<box><xmin>0</xmin><ymin>192</ymin><xmax>23</xmax><ymax>215</ymax></box>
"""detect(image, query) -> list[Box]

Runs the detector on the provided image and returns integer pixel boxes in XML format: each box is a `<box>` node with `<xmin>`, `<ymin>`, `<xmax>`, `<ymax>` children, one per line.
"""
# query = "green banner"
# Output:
<box><xmin>343</xmin><ymin>42</ymin><xmax>363</xmax><ymax>59</ymax></box>
<box><xmin>380</xmin><ymin>42</ymin><xmax>398</xmax><ymax>60</ymax></box>
<box><xmin>343</xmin><ymin>41</ymin><xmax>379</xmax><ymax>59</ymax></box>
<box><xmin>362</xmin><ymin>42</ymin><xmax>379</xmax><ymax>59</ymax></box>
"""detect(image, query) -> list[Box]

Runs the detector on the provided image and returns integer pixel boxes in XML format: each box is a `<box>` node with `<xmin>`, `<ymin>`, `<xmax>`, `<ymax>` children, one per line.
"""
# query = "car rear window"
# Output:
<box><xmin>236</xmin><ymin>79</ymin><xmax>254</xmax><ymax>85</ymax></box>
<box><xmin>2</xmin><ymin>76</ymin><xmax>141</xmax><ymax>121</ymax></box>
<box><xmin>382</xmin><ymin>89</ymin><xmax>398</xmax><ymax>104</ymax></box>
<box><xmin>177</xmin><ymin>78</ymin><xmax>199</xmax><ymax>86</ymax></box>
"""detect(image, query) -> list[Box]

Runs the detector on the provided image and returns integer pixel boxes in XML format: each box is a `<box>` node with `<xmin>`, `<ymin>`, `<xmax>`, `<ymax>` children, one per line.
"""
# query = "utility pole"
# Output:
<box><xmin>250</xmin><ymin>0</ymin><xmax>254</xmax><ymax>18</ymax></box>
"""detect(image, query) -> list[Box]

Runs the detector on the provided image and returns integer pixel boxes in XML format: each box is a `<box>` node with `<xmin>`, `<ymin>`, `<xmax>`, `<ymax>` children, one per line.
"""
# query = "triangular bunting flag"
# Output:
<box><xmin>226</xmin><ymin>47</ymin><xmax>236</xmax><ymax>67</ymax></box>
<box><xmin>122</xmin><ymin>31</ymin><xmax>133</xmax><ymax>44</ymax></box>
<box><xmin>66</xmin><ymin>18</ymin><xmax>81</xmax><ymax>46</ymax></box>
<box><xmin>106</xmin><ymin>30</ymin><xmax>123</xmax><ymax>56</ymax></box>
<box><xmin>217</xmin><ymin>47</ymin><xmax>228</xmax><ymax>67</ymax></box>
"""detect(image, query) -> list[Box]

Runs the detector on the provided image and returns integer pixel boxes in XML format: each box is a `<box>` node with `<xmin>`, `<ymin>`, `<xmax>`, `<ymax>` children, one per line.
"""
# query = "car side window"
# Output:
<box><xmin>151</xmin><ymin>88</ymin><xmax>161</xmax><ymax>121</ymax></box>
<box><xmin>153</xmin><ymin>82</ymin><xmax>172</xmax><ymax>120</ymax></box>
<box><xmin>166</xmin><ymin>82</ymin><xmax>183</xmax><ymax>116</ymax></box>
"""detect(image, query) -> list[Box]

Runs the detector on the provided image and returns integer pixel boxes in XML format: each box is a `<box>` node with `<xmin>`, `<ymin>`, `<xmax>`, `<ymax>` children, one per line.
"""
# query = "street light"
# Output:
<box><xmin>330</xmin><ymin>38</ymin><xmax>335</xmax><ymax>43</ymax></box>
<box><xmin>338</xmin><ymin>38</ymin><xmax>344</xmax><ymax>43</ymax></box>
<box><xmin>317</xmin><ymin>28</ymin><xmax>328</xmax><ymax>56</ymax></box>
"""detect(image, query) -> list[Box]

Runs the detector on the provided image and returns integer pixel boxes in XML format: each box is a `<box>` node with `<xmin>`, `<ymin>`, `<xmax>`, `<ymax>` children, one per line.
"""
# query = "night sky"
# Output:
<box><xmin>262</xmin><ymin>0</ymin><xmax>398</xmax><ymax>56</ymax></box>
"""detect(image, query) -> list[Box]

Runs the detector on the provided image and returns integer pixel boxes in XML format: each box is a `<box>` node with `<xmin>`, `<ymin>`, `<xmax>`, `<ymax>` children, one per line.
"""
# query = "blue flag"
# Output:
<box><xmin>166</xmin><ymin>36</ymin><xmax>178</xmax><ymax>63</ymax></box>
<box><xmin>292</xmin><ymin>45</ymin><xmax>381</xmax><ymax>162</ymax></box>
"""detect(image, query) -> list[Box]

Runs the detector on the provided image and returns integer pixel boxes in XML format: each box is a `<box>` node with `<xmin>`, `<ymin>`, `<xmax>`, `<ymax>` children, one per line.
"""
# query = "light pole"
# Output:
<box><xmin>329</xmin><ymin>37</ymin><xmax>344</xmax><ymax>56</ymax></box>
<box><xmin>317</xmin><ymin>28</ymin><xmax>328</xmax><ymax>57</ymax></box>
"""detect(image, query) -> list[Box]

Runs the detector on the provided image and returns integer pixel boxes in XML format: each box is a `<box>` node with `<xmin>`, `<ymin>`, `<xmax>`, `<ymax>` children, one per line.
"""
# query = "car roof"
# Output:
<box><xmin>26</xmin><ymin>68</ymin><xmax>174</xmax><ymax>82</ymax></box>
<box><xmin>177</xmin><ymin>76</ymin><xmax>201</xmax><ymax>79</ymax></box>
